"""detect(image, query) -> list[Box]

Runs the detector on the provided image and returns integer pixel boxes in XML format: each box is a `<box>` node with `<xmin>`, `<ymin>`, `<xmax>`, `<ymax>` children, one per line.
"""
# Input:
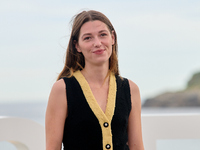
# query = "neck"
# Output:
<box><xmin>81</xmin><ymin>63</ymin><xmax>110</xmax><ymax>87</ymax></box>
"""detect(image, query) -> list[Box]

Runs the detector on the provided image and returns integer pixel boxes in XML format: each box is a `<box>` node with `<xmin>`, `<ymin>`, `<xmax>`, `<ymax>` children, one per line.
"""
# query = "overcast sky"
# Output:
<box><xmin>1</xmin><ymin>0</ymin><xmax>200</xmax><ymax>103</ymax></box>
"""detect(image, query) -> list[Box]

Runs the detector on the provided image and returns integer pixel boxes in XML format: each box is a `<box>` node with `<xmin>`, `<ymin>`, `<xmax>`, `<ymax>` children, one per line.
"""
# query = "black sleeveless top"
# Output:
<box><xmin>62</xmin><ymin>73</ymin><xmax>131</xmax><ymax>150</ymax></box>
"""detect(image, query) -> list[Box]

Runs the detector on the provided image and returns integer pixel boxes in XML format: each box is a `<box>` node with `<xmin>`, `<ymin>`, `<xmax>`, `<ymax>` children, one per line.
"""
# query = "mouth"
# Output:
<box><xmin>93</xmin><ymin>49</ymin><xmax>105</xmax><ymax>54</ymax></box>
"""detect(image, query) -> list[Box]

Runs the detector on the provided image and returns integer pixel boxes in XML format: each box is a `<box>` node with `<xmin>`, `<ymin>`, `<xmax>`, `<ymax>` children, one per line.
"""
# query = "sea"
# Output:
<box><xmin>0</xmin><ymin>101</ymin><xmax>200</xmax><ymax>150</ymax></box>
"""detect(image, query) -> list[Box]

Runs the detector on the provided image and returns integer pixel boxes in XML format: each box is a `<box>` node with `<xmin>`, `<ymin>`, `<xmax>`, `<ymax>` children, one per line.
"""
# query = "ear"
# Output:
<box><xmin>111</xmin><ymin>30</ymin><xmax>115</xmax><ymax>45</ymax></box>
<box><xmin>74</xmin><ymin>40</ymin><xmax>81</xmax><ymax>52</ymax></box>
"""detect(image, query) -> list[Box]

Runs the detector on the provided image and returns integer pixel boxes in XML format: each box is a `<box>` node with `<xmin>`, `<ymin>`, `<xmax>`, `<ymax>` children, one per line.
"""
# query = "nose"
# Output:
<box><xmin>93</xmin><ymin>37</ymin><xmax>102</xmax><ymax>47</ymax></box>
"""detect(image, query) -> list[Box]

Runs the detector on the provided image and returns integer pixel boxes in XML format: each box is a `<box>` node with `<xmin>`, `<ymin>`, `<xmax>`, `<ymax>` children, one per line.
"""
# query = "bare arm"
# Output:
<box><xmin>128</xmin><ymin>80</ymin><xmax>145</xmax><ymax>150</ymax></box>
<box><xmin>45</xmin><ymin>79</ymin><xmax>67</xmax><ymax>150</ymax></box>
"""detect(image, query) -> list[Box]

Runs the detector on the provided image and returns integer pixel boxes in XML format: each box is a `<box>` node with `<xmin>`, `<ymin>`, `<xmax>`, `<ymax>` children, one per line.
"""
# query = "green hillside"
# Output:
<box><xmin>187</xmin><ymin>72</ymin><xmax>200</xmax><ymax>89</ymax></box>
<box><xmin>142</xmin><ymin>71</ymin><xmax>200</xmax><ymax>107</ymax></box>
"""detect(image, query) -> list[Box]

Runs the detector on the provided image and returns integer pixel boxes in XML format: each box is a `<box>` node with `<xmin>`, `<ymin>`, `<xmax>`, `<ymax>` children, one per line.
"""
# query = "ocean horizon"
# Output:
<box><xmin>1</xmin><ymin>101</ymin><xmax>200</xmax><ymax>126</ymax></box>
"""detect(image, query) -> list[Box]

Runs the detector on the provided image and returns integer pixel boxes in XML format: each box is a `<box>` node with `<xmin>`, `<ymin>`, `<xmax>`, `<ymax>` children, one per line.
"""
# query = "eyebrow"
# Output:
<box><xmin>99</xmin><ymin>30</ymin><xmax>109</xmax><ymax>33</ymax></box>
<box><xmin>81</xmin><ymin>30</ymin><xmax>109</xmax><ymax>39</ymax></box>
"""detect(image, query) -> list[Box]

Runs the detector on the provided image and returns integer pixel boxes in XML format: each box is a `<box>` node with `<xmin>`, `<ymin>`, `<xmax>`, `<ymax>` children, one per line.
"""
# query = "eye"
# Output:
<box><xmin>101</xmin><ymin>33</ymin><xmax>107</xmax><ymax>37</ymax></box>
<box><xmin>83</xmin><ymin>37</ymin><xmax>91</xmax><ymax>40</ymax></box>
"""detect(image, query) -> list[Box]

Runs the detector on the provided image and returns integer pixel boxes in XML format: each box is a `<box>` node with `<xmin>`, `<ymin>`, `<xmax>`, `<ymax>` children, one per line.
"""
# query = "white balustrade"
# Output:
<box><xmin>141</xmin><ymin>114</ymin><xmax>200</xmax><ymax>150</ymax></box>
<box><xmin>0</xmin><ymin>117</ymin><xmax>45</xmax><ymax>150</ymax></box>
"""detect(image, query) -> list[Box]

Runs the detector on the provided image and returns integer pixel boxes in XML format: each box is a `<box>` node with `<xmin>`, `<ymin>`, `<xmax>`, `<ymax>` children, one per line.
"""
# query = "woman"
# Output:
<box><xmin>45</xmin><ymin>10</ymin><xmax>144</xmax><ymax>150</ymax></box>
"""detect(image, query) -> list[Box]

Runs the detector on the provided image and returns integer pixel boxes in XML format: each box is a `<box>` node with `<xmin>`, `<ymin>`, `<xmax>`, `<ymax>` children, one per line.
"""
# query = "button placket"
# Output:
<box><xmin>74</xmin><ymin>71</ymin><xmax>115</xmax><ymax>150</ymax></box>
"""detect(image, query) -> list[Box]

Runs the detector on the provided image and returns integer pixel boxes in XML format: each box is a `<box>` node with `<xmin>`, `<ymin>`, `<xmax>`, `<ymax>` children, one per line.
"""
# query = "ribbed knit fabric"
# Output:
<box><xmin>62</xmin><ymin>71</ymin><xmax>131</xmax><ymax>150</ymax></box>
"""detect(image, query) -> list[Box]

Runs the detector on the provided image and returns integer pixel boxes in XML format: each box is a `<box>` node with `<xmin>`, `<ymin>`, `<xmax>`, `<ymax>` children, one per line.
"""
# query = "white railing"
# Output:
<box><xmin>0</xmin><ymin>114</ymin><xmax>200</xmax><ymax>150</ymax></box>
<box><xmin>142</xmin><ymin>114</ymin><xmax>200</xmax><ymax>150</ymax></box>
<box><xmin>0</xmin><ymin>117</ymin><xmax>45</xmax><ymax>150</ymax></box>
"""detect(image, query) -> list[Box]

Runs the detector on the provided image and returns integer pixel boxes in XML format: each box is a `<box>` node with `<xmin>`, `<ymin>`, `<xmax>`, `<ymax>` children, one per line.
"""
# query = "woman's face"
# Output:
<box><xmin>75</xmin><ymin>20</ymin><xmax>115</xmax><ymax>67</ymax></box>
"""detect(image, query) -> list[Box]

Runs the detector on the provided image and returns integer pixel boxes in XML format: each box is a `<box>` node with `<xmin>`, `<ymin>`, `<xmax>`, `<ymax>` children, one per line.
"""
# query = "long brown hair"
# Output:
<box><xmin>57</xmin><ymin>10</ymin><xmax>119</xmax><ymax>80</ymax></box>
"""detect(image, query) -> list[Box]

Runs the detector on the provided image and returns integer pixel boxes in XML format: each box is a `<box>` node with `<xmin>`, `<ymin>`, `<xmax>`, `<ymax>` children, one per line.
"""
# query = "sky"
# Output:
<box><xmin>0</xmin><ymin>0</ymin><xmax>200</xmax><ymax>104</ymax></box>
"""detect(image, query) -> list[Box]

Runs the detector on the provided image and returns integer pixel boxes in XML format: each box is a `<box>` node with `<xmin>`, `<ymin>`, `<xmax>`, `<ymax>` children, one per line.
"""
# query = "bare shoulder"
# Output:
<box><xmin>51</xmin><ymin>79</ymin><xmax>66</xmax><ymax>93</ymax></box>
<box><xmin>128</xmin><ymin>79</ymin><xmax>140</xmax><ymax>94</ymax></box>
<box><xmin>128</xmin><ymin>79</ymin><xmax>141</xmax><ymax>107</ymax></box>
<box><xmin>46</xmin><ymin>78</ymin><xmax>67</xmax><ymax>119</ymax></box>
<box><xmin>48</xmin><ymin>78</ymin><xmax>67</xmax><ymax>107</ymax></box>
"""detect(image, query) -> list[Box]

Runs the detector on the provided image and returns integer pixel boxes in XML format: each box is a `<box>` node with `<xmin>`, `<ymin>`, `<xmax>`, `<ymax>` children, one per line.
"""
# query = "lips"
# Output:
<box><xmin>93</xmin><ymin>49</ymin><xmax>105</xmax><ymax>54</ymax></box>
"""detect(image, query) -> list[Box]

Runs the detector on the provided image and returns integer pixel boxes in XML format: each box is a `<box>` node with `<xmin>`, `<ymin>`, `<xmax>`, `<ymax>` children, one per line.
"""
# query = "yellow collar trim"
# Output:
<box><xmin>73</xmin><ymin>70</ymin><xmax>116</xmax><ymax>150</ymax></box>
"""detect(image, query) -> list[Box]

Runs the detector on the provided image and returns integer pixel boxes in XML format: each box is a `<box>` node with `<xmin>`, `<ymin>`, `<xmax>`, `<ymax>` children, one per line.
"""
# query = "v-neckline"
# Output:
<box><xmin>73</xmin><ymin>70</ymin><xmax>117</xmax><ymax>150</ymax></box>
<box><xmin>73</xmin><ymin>70</ymin><xmax>117</xmax><ymax>121</ymax></box>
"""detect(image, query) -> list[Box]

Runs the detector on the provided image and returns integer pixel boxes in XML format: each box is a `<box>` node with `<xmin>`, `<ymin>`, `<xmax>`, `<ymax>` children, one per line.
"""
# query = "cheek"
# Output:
<box><xmin>79</xmin><ymin>42</ymin><xmax>92</xmax><ymax>50</ymax></box>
